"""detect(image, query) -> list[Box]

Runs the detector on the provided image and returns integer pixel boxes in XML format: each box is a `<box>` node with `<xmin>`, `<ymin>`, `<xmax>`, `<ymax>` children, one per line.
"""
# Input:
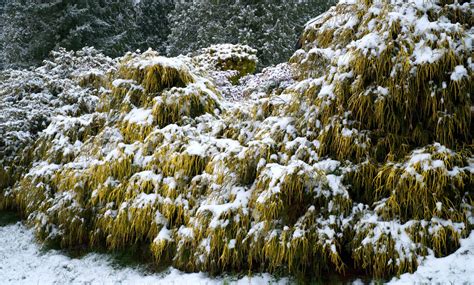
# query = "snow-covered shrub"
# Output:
<box><xmin>288</xmin><ymin>0</ymin><xmax>473</xmax><ymax>277</ymax></box>
<box><xmin>192</xmin><ymin>44</ymin><xmax>258</xmax><ymax>84</ymax></box>
<box><xmin>0</xmin><ymin>47</ymin><xmax>113</xmax><ymax>194</ymax></box>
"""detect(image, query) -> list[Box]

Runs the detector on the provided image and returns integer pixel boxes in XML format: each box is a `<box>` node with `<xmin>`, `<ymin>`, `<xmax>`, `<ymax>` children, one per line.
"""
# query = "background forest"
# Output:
<box><xmin>0</xmin><ymin>0</ymin><xmax>336</xmax><ymax>69</ymax></box>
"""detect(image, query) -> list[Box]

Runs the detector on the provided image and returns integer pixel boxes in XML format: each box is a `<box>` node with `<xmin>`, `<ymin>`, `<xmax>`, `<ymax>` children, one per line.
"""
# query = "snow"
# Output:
<box><xmin>131</xmin><ymin>170</ymin><xmax>162</xmax><ymax>184</ymax></box>
<box><xmin>389</xmin><ymin>232</ymin><xmax>474</xmax><ymax>284</ymax></box>
<box><xmin>154</xmin><ymin>227</ymin><xmax>172</xmax><ymax>242</ymax></box>
<box><xmin>341</xmin><ymin>127</ymin><xmax>354</xmax><ymax>137</ymax></box>
<box><xmin>197</xmin><ymin>187</ymin><xmax>251</xmax><ymax>229</ymax></box>
<box><xmin>194</xmin><ymin>44</ymin><xmax>258</xmax><ymax>65</ymax></box>
<box><xmin>28</xmin><ymin>161</ymin><xmax>61</xmax><ymax>177</ymax></box>
<box><xmin>292</xmin><ymin>228</ymin><xmax>304</xmax><ymax>239</ymax></box>
<box><xmin>132</xmin><ymin>193</ymin><xmax>158</xmax><ymax>208</ymax></box>
<box><xmin>184</xmin><ymin>140</ymin><xmax>207</xmax><ymax>157</ymax></box>
<box><xmin>129</xmin><ymin>50</ymin><xmax>190</xmax><ymax>71</ymax></box>
<box><xmin>352</xmin><ymin>32</ymin><xmax>386</xmax><ymax>56</ymax></box>
<box><xmin>318</xmin><ymin>83</ymin><xmax>335</xmax><ymax>99</ymax></box>
<box><xmin>228</xmin><ymin>239</ymin><xmax>237</xmax><ymax>249</ymax></box>
<box><xmin>325</xmin><ymin>174</ymin><xmax>348</xmax><ymax>197</ymax></box>
<box><xmin>376</xmin><ymin>86</ymin><xmax>389</xmax><ymax>96</ymax></box>
<box><xmin>314</xmin><ymin>159</ymin><xmax>341</xmax><ymax>173</ymax></box>
<box><xmin>0</xmin><ymin>222</ymin><xmax>288</xmax><ymax>285</ymax></box>
<box><xmin>124</xmin><ymin>108</ymin><xmax>153</xmax><ymax>125</ymax></box>
<box><xmin>178</xmin><ymin>226</ymin><xmax>195</xmax><ymax>239</ymax></box>
<box><xmin>112</xmin><ymin>79</ymin><xmax>136</xmax><ymax>88</ymax></box>
<box><xmin>337</xmin><ymin>52</ymin><xmax>352</xmax><ymax>67</ymax></box>
<box><xmin>450</xmin><ymin>65</ymin><xmax>468</xmax><ymax>81</ymax></box>
<box><xmin>412</xmin><ymin>42</ymin><xmax>443</xmax><ymax>64</ymax></box>
<box><xmin>414</xmin><ymin>14</ymin><xmax>439</xmax><ymax>35</ymax></box>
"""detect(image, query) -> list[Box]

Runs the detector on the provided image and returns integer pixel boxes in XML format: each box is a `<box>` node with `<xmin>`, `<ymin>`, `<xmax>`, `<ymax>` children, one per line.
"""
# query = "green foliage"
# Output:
<box><xmin>167</xmin><ymin>0</ymin><xmax>336</xmax><ymax>68</ymax></box>
<box><xmin>136</xmin><ymin>0</ymin><xmax>174</xmax><ymax>54</ymax></box>
<box><xmin>1</xmin><ymin>0</ymin><xmax>140</xmax><ymax>68</ymax></box>
<box><xmin>1</xmin><ymin>0</ymin><xmax>336</xmax><ymax>69</ymax></box>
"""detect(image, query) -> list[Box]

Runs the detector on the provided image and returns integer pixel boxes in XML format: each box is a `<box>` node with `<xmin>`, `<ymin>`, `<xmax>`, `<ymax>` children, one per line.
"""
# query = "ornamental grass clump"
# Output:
<box><xmin>118</xmin><ymin>49</ymin><xmax>195</xmax><ymax>93</ymax></box>
<box><xmin>152</xmin><ymin>83</ymin><xmax>220</xmax><ymax>128</ymax></box>
<box><xmin>192</xmin><ymin>44</ymin><xmax>258</xmax><ymax>83</ymax></box>
<box><xmin>374</xmin><ymin>143</ymin><xmax>472</xmax><ymax>223</ymax></box>
<box><xmin>290</xmin><ymin>0</ymin><xmax>473</xmax><ymax>277</ymax></box>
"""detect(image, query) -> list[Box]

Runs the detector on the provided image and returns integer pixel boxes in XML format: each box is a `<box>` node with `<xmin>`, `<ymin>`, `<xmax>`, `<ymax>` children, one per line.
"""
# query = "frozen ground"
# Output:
<box><xmin>0</xmin><ymin>220</ymin><xmax>473</xmax><ymax>284</ymax></box>
<box><xmin>0</xmin><ymin>222</ymin><xmax>289</xmax><ymax>285</ymax></box>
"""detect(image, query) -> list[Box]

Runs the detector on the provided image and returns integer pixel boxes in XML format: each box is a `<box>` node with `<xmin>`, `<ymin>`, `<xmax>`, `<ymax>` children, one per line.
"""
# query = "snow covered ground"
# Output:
<box><xmin>0</xmin><ymin>222</ymin><xmax>289</xmax><ymax>285</ymax></box>
<box><xmin>389</xmin><ymin>232</ymin><xmax>474</xmax><ymax>284</ymax></box>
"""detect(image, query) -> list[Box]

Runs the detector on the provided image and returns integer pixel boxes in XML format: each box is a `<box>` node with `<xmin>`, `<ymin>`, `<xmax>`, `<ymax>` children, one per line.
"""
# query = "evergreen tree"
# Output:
<box><xmin>136</xmin><ymin>0</ymin><xmax>174</xmax><ymax>54</ymax></box>
<box><xmin>2</xmin><ymin>0</ymin><xmax>66</xmax><ymax>68</ymax></box>
<box><xmin>165</xmin><ymin>1</ymin><xmax>203</xmax><ymax>56</ymax></box>
<box><xmin>1</xmin><ymin>0</ymin><xmax>336</xmax><ymax>68</ymax></box>
<box><xmin>167</xmin><ymin>0</ymin><xmax>336</xmax><ymax>67</ymax></box>
<box><xmin>1</xmin><ymin>0</ymin><xmax>139</xmax><ymax>68</ymax></box>
<box><xmin>58</xmin><ymin>0</ymin><xmax>141</xmax><ymax>57</ymax></box>
<box><xmin>0</xmin><ymin>0</ymin><xmax>6</xmax><ymax>69</ymax></box>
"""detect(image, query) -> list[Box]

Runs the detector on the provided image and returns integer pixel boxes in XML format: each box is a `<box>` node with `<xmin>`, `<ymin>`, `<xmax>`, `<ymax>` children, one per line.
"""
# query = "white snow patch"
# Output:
<box><xmin>412</xmin><ymin>42</ymin><xmax>443</xmax><ymax>64</ymax></box>
<box><xmin>450</xmin><ymin>65</ymin><xmax>468</xmax><ymax>81</ymax></box>
<box><xmin>389</xmin><ymin>232</ymin><xmax>474</xmax><ymax>284</ymax></box>
<box><xmin>184</xmin><ymin>140</ymin><xmax>207</xmax><ymax>157</ymax></box>
<box><xmin>124</xmin><ymin>108</ymin><xmax>153</xmax><ymax>125</ymax></box>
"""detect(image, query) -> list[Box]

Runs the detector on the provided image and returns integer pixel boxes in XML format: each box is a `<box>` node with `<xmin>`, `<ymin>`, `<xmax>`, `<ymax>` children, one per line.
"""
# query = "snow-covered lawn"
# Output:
<box><xmin>0</xmin><ymin>222</ymin><xmax>288</xmax><ymax>285</ymax></box>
